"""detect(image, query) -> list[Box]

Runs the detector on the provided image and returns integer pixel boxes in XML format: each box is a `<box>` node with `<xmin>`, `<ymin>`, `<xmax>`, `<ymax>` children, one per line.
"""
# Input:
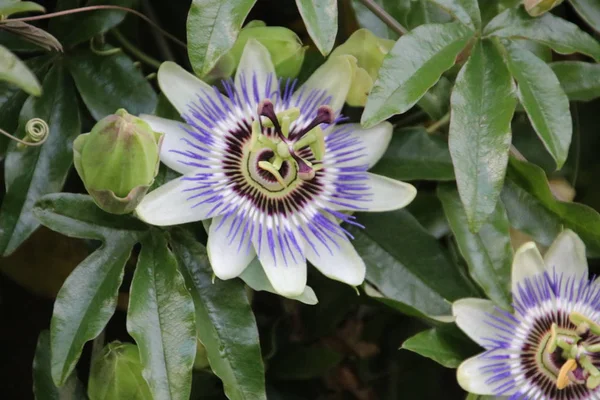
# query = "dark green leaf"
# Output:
<box><xmin>127</xmin><ymin>232</ymin><xmax>196</xmax><ymax>400</ymax></box>
<box><xmin>187</xmin><ymin>0</ymin><xmax>257</xmax><ymax>77</ymax></box>
<box><xmin>362</xmin><ymin>22</ymin><xmax>473</xmax><ymax>128</ymax></box>
<box><xmin>569</xmin><ymin>0</ymin><xmax>600</xmax><ymax>33</ymax></box>
<box><xmin>551</xmin><ymin>61</ymin><xmax>600</xmax><ymax>102</ymax></box>
<box><xmin>268</xmin><ymin>345</ymin><xmax>343</xmax><ymax>380</ymax></box>
<box><xmin>448</xmin><ymin>39</ymin><xmax>516</xmax><ymax>232</ymax></box>
<box><xmin>425</xmin><ymin>0</ymin><xmax>481</xmax><ymax>30</ymax></box>
<box><xmin>370</xmin><ymin>127</ymin><xmax>454</xmax><ymax>181</ymax></box>
<box><xmin>67</xmin><ymin>48</ymin><xmax>157</xmax><ymax>120</ymax></box>
<box><xmin>406</xmin><ymin>192</ymin><xmax>450</xmax><ymax>239</ymax></box>
<box><xmin>49</xmin><ymin>0</ymin><xmax>136</xmax><ymax>47</ymax></box>
<box><xmin>0</xmin><ymin>21</ymin><xmax>63</xmax><ymax>52</ymax></box>
<box><xmin>295</xmin><ymin>0</ymin><xmax>338</xmax><ymax>56</ymax></box>
<box><xmin>350</xmin><ymin>0</ymin><xmax>401</xmax><ymax>40</ymax></box>
<box><xmin>0</xmin><ymin>55</ymin><xmax>50</xmax><ymax>159</ymax></box>
<box><xmin>0</xmin><ymin>0</ymin><xmax>45</xmax><ymax>16</ymax></box>
<box><xmin>438</xmin><ymin>184</ymin><xmax>512</xmax><ymax>309</ymax></box>
<box><xmin>0</xmin><ymin>44</ymin><xmax>41</xmax><ymax>96</ymax></box>
<box><xmin>33</xmin><ymin>331</ymin><xmax>86</xmax><ymax>400</ymax></box>
<box><xmin>0</xmin><ymin>63</ymin><xmax>80</xmax><ymax>256</ymax></box>
<box><xmin>484</xmin><ymin>6</ymin><xmax>600</xmax><ymax>61</ymax></box>
<box><xmin>417</xmin><ymin>76</ymin><xmax>452</xmax><ymax>119</ymax></box>
<box><xmin>170</xmin><ymin>229</ymin><xmax>266</xmax><ymax>400</ymax></box>
<box><xmin>504</xmin><ymin>43</ymin><xmax>571</xmax><ymax>169</ymax></box>
<box><xmin>401</xmin><ymin>326</ymin><xmax>474</xmax><ymax>368</ymax></box>
<box><xmin>353</xmin><ymin>210</ymin><xmax>476</xmax><ymax>318</ymax></box>
<box><xmin>507</xmin><ymin>157</ymin><xmax>600</xmax><ymax>254</ymax></box>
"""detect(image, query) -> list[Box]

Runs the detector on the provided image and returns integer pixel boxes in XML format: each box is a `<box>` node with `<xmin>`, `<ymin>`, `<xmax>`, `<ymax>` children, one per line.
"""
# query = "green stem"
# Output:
<box><xmin>356</xmin><ymin>0</ymin><xmax>408</xmax><ymax>35</ymax></box>
<box><xmin>426</xmin><ymin>112</ymin><xmax>450</xmax><ymax>133</ymax></box>
<box><xmin>112</xmin><ymin>29</ymin><xmax>161</xmax><ymax>69</ymax></box>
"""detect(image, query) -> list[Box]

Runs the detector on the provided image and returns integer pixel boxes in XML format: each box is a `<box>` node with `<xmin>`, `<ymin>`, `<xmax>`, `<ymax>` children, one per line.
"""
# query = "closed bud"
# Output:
<box><xmin>88</xmin><ymin>342</ymin><xmax>152</xmax><ymax>400</ymax></box>
<box><xmin>73</xmin><ymin>109</ymin><xmax>162</xmax><ymax>214</ymax></box>
<box><xmin>208</xmin><ymin>20</ymin><xmax>306</xmax><ymax>81</ymax></box>
<box><xmin>330</xmin><ymin>29</ymin><xmax>395</xmax><ymax>106</ymax></box>
<box><xmin>524</xmin><ymin>0</ymin><xmax>564</xmax><ymax>16</ymax></box>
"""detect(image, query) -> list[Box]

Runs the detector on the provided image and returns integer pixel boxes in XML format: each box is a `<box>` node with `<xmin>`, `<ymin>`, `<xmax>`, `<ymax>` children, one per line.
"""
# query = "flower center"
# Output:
<box><xmin>540</xmin><ymin>312</ymin><xmax>600</xmax><ymax>390</ymax></box>
<box><xmin>247</xmin><ymin>99</ymin><xmax>332</xmax><ymax>189</ymax></box>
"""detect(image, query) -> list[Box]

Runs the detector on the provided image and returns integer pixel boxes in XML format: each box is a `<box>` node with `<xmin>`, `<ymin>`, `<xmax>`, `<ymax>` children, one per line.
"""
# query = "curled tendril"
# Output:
<box><xmin>0</xmin><ymin>118</ymin><xmax>50</xmax><ymax>148</ymax></box>
<box><xmin>90</xmin><ymin>36</ymin><xmax>121</xmax><ymax>56</ymax></box>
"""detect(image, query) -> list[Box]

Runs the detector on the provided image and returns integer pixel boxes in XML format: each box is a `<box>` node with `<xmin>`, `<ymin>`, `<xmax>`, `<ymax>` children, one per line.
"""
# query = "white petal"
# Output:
<box><xmin>457</xmin><ymin>356</ymin><xmax>500</xmax><ymax>395</ymax></box>
<box><xmin>207</xmin><ymin>214</ymin><xmax>255</xmax><ymax>280</ymax></box>
<box><xmin>240</xmin><ymin>259</ymin><xmax>318</xmax><ymax>305</ymax></box>
<box><xmin>543</xmin><ymin>229</ymin><xmax>588</xmax><ymax>278</ymax></box>
<box><xmin>157</xmin><ymin>61</ymin><xmax>223</xmax><ymax>116</ymax></box>
<box><xmin>234</xmin><ymin>39</ymin><xmax>278</xmax><ymax>108</ymax></box>
<box><xmin>330</xmin><ymin>173</ymin><xmax>416</xmax><ymax>212</ymax></box>
<box><xmin>453</xmin><ymin>298</ymin><xmax>500</xmax><ymax>348</ymax></box>
<box><xmin>135</xmin><ymin>174</ymin><xmax>223</xmax><ymax>226</ymax></box>
<box><xmin>252</xmin><ymin>221</ymin><xmax>307</xmax><ymax>297</ymax></box>
<box><xmin>139</xmin><ymin>114</ymin><xmax>197</xmax><ymax>175</ymax></box>
<box><xmin>328</xmin><ymin>122</ymin><xmax>393</xmax><ymax>168</ymax></box>
<box><xmin>305</xmin><ymin>223</ymin><xmax>366</xmax><ymax>287</ymax></box>
<box><xmin>512</xmin><ymin>242</ymin><xmax>546</xmax><ymax>294</ymax></box>
<box><xmin>292</xmin><ymin>55</ymin><xmax>356</xmax><ymax>113</ymax></box>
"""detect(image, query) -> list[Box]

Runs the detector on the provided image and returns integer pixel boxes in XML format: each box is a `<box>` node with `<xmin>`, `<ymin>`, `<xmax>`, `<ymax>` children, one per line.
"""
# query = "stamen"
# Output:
<box><xmin>571</xmin><ymin>312</ymin><xmax>600</xmax><ymax>336</ymax></box>
<box><xmin>292</xmin><ymin>154</ymin><xmax>315</xmax><ymax>181</ymax></box>
<box><xmin>294</xmin><ymin>105</ymin><xmax>334</xmax><ymax>139</ymax></box>
<box><xmin>557</xmin><ymin>359</ymin><xmax>577</xmax><ymax>389</ymax></box>
<box><xmin>257</xmin><ymin>99</ymin><xmax>282</xmax><ymax>136</ymax></box>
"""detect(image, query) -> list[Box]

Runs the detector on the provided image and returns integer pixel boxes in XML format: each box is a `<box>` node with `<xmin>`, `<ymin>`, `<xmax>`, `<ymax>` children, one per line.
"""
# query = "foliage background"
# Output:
<box><xmin>1</xmin><ymin>0</ymin><xmax>600</xmax><ymax>399</ymax></box>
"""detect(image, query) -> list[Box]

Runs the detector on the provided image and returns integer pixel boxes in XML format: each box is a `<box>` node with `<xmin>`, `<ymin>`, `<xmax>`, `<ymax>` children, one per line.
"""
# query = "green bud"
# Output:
<box><xmin>208</xmin><ymin>20</ymin><xmax>306</xmax><ymax>81</ymax></box>
<box><xmin>88</xmin><ymin>341</ymin><xmax>152</xmax><ymax>400</ymax></box>
<box><xmin>73</xmin><ymin>109</ymin><xmax>162</xmax><ymax>215</ymax></box>
<box><xmin>524</xmin><ymin>0</ymin><xmax>564</xmax><ymax>16</ymax></box>
<box><xmin>193</xmin><ymin>338</ymin><xmax>210</xmax><ymax>370</ymax></box>
<box><xmin>330</xmin><ymin>29</ymin><xmax>395</xmax><ymax>107</ymax></box>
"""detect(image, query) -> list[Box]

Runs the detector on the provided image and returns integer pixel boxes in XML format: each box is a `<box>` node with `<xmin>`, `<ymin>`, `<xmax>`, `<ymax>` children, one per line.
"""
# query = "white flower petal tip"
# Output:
<box><xmin>307</xmin><ymin>235</ymin><xmax>366</xmax><ymax>287</ymax></box>
<box><xmin>452</xmin><ymin>298</ymin><xmax>498</xmax><ymax>347</ymax></box>
<box><xmin>543</xmin><ymin>229</ymin><xmax>588</xmax><ymax>277</ymax></box>
<box><xmin>362</xmin><ymin>122</ymin><xmax>393</xmax><ymax>168</ymax></box>
<box><xmin>235</xmin><ymin>39</ymin><xmax>277</xmax><ymax>108</ymax></box>
<box><xmin>261</xmin><ymin>262</ymin><xmax>307</xmax><ymax>297</ymax></box>
<box><xmin>157</xmin><ymin>61</ymin><xmax>216</xmax><ymax>116</ymax></box>
<box><xmin>365</xmin><ymin>173</ymin><xmax>417</xmax><ymax>212</ymax></box>
<box><xmin>456</xmin><ymin>356</ymin><xmax>497</xmax><ymax>395</ymax></box>
<box><xmin>511</xmin><ymin>241</ymin><xmax>546</xmax><ymax>293</ymax></box>
<box><xmin>207</xmin><ymin>215</ymin><xmax>256</xmax><ymax>280</ymax></box>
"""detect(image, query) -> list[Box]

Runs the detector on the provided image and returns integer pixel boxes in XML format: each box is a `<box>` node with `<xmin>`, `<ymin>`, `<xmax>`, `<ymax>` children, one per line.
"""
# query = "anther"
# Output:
<box><xmin>557</xmin><ymin>359</ymin><xmax>577</xmax><ymax>389</ymax></box>
<box><xmin>292</xmin><ymin>154</ymin><xmax>316</xmax><ymax>181</ymax></box>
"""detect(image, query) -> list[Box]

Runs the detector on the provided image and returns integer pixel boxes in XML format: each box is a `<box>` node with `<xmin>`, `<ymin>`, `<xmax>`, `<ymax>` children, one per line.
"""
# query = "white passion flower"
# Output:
<box><xmin>135</xmin><ymin>40</ymin><xmax>417</xmax><ymax>297</ymax></box>
<box><xmin>454</xmin><ymin>230</ymin><xmax>600</xmax><ymax>399</ymax></box>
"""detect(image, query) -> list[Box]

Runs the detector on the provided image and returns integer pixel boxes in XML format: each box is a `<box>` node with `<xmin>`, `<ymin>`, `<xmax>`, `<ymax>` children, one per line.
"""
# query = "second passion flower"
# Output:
<box><xmin>135</xmin><ymin>40</ymin><xmax>417</xmax><ymax>297</ymax></box>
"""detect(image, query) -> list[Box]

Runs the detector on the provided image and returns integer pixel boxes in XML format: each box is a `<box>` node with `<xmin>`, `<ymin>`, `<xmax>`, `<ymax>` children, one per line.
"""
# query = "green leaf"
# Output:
<box><xmin>187</xmin><ymin>0</ymin><xmax>257</xmax><ymax>77</ymax></box>
<box><xmin>49</xmin><ymin>0</ymin><xmax>135</xmax><ymax>47</ymax></box>
<box><xmin>507</xmin><ymin>157</ymin><xmax>600</xmax><ymax>254</ymax></box>
<box><xmin>33</xmin><ymin>193</ymin><xmax>145</xmax><ymax>386</ymax></box>
<box><xmin>417</xmin><ymin>76</ymin><xmax>452</xmax><ymax>119</ymax></box>
<box><xmin>504</xmin><ymin>43</ymin><xmax>571</xmax><ymax>169</ymax></box>
<box><xmin>0</xmin><ymin>55</ymin><xmax>50</xmax><ymax>159</ymax></box>
<box><xmin>170</xmin><ymin>229</ymin><xmax>266</xmax><ymax>400</ymax></box>
<box><xmin>484</xmin><ymin>6</ymin><xmax>600</xmax><ymax>61</ymax></box>
<box><xmin>361</xmin><ymin>22</ymin><xmax>473</xmax><ymax>128</ymax></box>
<box><xmin>425</xmin><ymin>0</ymin><xmax>481</xmax><ymax>30</ymax></box>
<box><xmin>0</xmin><ymin>0</ymin><xmax>45</xmax><ymax>16</ymax></box>
<box><xmin>569</xmin><ymin>0</ymin><xmax>600</xmax><ymax>33</ymax></box>
<box><xmin>352</xmin><ymin>210</ymin><xmax>476</xmax><ymax>319</ymax></box>
<box><xmin>67</xmin><ymin>48</ymin><xmax>157</xmax><ymax>120</ymax></box>
<box><xmin>33</xmin><ymin>331</ymin><xmax>86</xmax><ymax>400</ymax></box>
<box><xmin>370</xmin><ymin>127</ymin><xmax>454</xmax><ymax>181</ymax></box>
<box><xmin>448</xmin><ymin>39</ymin><xmax>516</xmax><ymax>232</ymax></box>
<box><xmin>438</xmin><ymin>184</ymin><xmax>512</xmax><ymax>309</ymax></box>
<box><xmin>268</xmin><ymin>345</ymin><xmax>343</xmax><ymax>380</ymax></box>
<box><xmin>551</xmin><ymin>61</ymin><xmax>600</xmax><ymax>102</ymax></box>
<box><xmin>401</xmin><ymin>326</ymin><xmax>475</xmax><ymax>368</ymax></box>
<box><xmin>295</xmin><ymin>0</ymin><xmax>338</xmax><ymax>56</ymax></box>
<box><xmin>0</xmin><ymin>64</ymin><xmax>80</xmax><ymax>256</ymax></box>
<box><xmin>127</xmin><ymin>232</ymin><xmax>196</xmax><ymax>400</ymax></box>
<box><xmin>0</xmin><ymin>45</ymin><xmax>41</xmax><ymax>96</ymax></box>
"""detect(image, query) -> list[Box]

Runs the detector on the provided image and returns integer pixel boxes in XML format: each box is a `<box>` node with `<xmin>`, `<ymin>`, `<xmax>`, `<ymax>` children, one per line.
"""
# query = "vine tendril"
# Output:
<box><xmin>0</xmin><ymin>118</ymin><xmax>50</xmax><ymax>148</ymax></box>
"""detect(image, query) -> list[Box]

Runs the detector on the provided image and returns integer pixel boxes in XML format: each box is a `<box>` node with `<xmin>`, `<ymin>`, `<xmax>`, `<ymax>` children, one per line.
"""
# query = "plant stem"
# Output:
<box><xmin>426</xmin><ymin>112</ymin><xmax>450</xmax><ymax>133</ymax></box>
<box><xmin>356</xmin><ymin>0</ymin><xmax>408</xmax><ymax>36</ymax></box>
<box><xmin>112</xmin><ymin>29</ymin><xmax>161</xmax><ymax>69</ymax></box>
<box><xmin>571</xmin><ymin>103</ymin><xmax>580</xmax><ymax>188</ymax></box>
<box><xmin>141</xmin><ymin>0</ymin><xmax>174</xmax><ymax>61</ymax></box>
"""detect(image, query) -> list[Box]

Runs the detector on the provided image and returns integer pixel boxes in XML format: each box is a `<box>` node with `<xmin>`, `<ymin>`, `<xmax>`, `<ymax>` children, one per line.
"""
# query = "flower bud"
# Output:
<box><xmin>330</xmin><ymin>29</ymin><xmax>395</xmax><ymax>107</ymax></box>
<box><xmin>208</xmin><ymin>20</ymin><xmax>306</xmax><ymax>81</ymax></box>
<box><xmin>524</xmin><ymin>0</ymin><xmax>564</xmax><ymax>16</ymax></box>
<box><xmin>73</xmin><ymin>109</ymin><xmax>162</xmax><ymax>214</ymax></box>
<box><xmin>88</xmin><ymin>341</ymin><xmax>152</xmax><ymax>400</ymax></box>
